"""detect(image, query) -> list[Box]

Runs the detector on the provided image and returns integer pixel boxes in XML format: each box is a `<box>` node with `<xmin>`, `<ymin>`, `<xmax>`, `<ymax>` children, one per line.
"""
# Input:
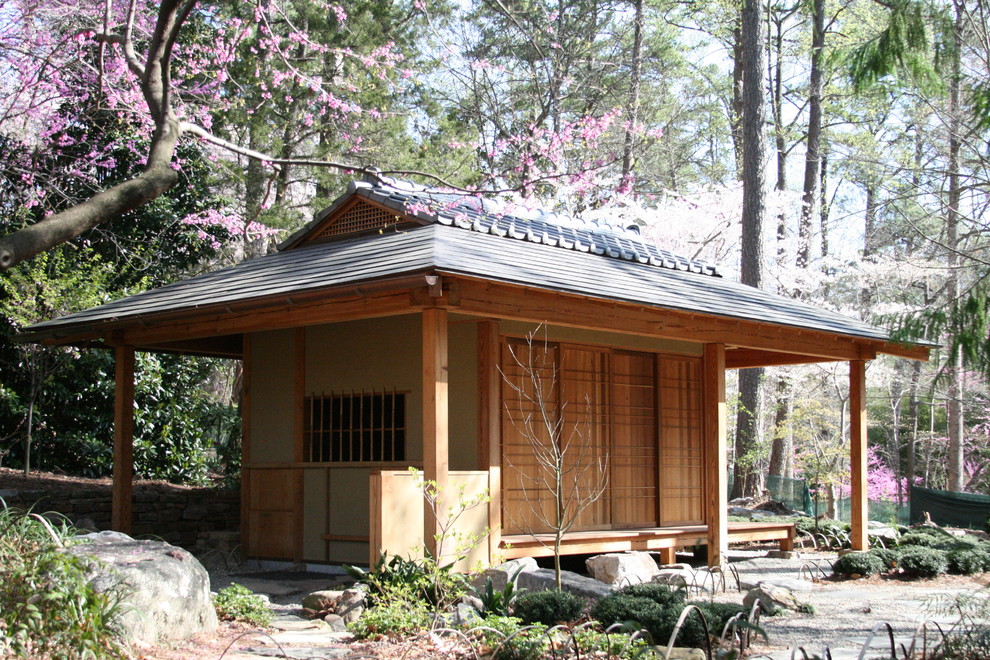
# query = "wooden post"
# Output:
<box><xmin>240</xmin><ymin>334</ymin><xmax>252</xmax><ymax>558</ymax></box>
<box><xmin>423</xmin><ymin>308</ymin><xmax>449</xmax><ymax>559</ymax></box>
<box><xmin>112</xmin><ymin>345</ymin><xmax>135</xmax><ymax>534</ymax></box>
<box><xmin>478</xmin><ymin>319</ymin><xmax>501</xmax><ymax>565</ymax></box>
<box><xmin>703</xmin><ymin>343</ymin><xmax>727</xmax><ymax>566</ymax></box>
<box><xmin>293</xmin><ymin>328</ymin><xmax>306</xmax><ymax>562</ymax></box>
<box><xmin>850</xmin><ymin>359</ymin><xmax>869</xmax><ymax>551</ymax></box>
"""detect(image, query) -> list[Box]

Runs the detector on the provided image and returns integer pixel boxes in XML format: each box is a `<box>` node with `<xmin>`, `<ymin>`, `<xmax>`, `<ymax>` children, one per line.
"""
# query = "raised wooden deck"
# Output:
<box><xmin>500</xmin><ymin>521</ymin><xmax>795</xmax><ymax>564</ymax></box>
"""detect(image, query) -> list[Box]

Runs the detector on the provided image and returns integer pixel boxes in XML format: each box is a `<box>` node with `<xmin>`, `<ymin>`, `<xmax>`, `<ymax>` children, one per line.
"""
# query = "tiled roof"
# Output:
<box><xmin>282</xmin><ymin>179</ymin><xmax>720</xmax><ymax>277</ymax></box>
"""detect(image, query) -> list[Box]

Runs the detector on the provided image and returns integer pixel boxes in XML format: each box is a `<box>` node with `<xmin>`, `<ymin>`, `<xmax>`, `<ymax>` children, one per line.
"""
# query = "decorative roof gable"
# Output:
<box><xmin>282</xmin><ymin>179</ymin><xmax>721</xmax><ymax>278</ymax></box>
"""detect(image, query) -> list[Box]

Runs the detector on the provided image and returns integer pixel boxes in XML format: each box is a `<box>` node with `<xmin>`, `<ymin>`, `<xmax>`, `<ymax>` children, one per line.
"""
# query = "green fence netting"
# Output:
<box><xmin>910</xmin><ymin>486</ymin><xmax>990</xmax><ymax>530</ymax></box>
<box><xmin>835</xmin><ymin>498</ymin><xmax>910</xmax><ymax>525</ymax></box>
<box><xmin>727</xmin><ymin>474</ymin><xmax>813</xmax><ymax>515</ymax></box>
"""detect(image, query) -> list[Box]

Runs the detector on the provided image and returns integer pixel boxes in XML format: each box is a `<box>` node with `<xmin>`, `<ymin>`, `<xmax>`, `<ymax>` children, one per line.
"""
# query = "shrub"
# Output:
<box><xmin>0</xmin><ymin>506</ymin><xmax>127</xmax><ymax>659</ymax></box>
<box><xmin>589</xmin><ymin>589</ymin><xmax>717</xmax><ymax>648</ymax></box>
<box><xmin>618</xmin><ymin>583</ymin><xmax>686</xmax><ymax>608</ymax></box>
<box><xmin>833</xmin><ymin>551</ymin><xmax>885</xmax><ymax>577</ymax></box>
<box><xmin>348</xmin><ymin>597</ymin><xmax>432</xmax><ymax>639</ymax></box>
<box><xmin>572</xmin><ymin>627</ymin><xmax>652</xmax><ymax>658</ymax></box>
<box><xmin>899</xmin><ymin>547</ymin><xmax>949</xmax><ymax>578</ymax></box>
<box><xmin>213</xmin><ymin>583</ymin><xmax>273</xmax><ymax>626</ymax></box>
<box><xmin>693</xmin><ymin>601</ymin><xmax>747</xmax><ymax>634</ymax></box>
<box><xmin>511</xmin><ymin>589</ymin><xmax>583</xmax><ymax>625</ymax></box>
<box><xmin>474</xmin><ymin>615</ymin><xmax>549</xmax><ymax>660</ymax></box>
<box><xmin>869</xmin><ymin>546</ymin><xmax>901</xmax><ymax>570</ymax></box>
<box><xmin>948</xmin><ymin>547</ymin><xmax>990</xmax><ymax>575</ymax></box>
<box><xmin>345</xmin><ymin>552</ymin><xmax>466</xmax><ymax>609</ymax></box>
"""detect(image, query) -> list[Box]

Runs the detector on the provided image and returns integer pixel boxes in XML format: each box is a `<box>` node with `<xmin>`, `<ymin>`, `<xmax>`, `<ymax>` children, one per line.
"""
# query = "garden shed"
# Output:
<box><xmin>21</xmin><ymin>178</ymin><xmax>929</xmax><ymax>569</ymax></box>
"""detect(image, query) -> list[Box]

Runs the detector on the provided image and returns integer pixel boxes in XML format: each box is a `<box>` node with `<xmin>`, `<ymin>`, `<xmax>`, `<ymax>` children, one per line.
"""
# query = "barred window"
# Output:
<box><xmin>304</xmin><ymin>390</ymin><xmax>406</xmax><ymax>462</ymax></box>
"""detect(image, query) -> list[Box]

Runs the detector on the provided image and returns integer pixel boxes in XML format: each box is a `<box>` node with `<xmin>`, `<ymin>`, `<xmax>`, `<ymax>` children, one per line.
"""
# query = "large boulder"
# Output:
<box><xmin>516</xmin><ymin>568</ymin><xmax>614</xmax><ymax>599</ymax></box>
<box><xmin>470</xmin><ymin>557</ymin><xmax>539</xmax><ymax>592</ymax></box>
<box><xmin>63</xmin><ymin>531</ymin><xmax>218</xmax><ymax>645</ymax></box>
<box><xmin>585</xmin><ymin>551</ymin><xmax>659</xmax><ymax>587</ymax></box>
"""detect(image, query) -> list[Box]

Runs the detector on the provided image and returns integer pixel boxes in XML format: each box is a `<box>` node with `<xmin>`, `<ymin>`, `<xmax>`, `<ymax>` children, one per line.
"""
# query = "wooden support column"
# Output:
<box><xmin>703</xmin><ymin>343</ymin><xmax>727</xmax><ymax>567</ymax></box>
<box><xmin>423</xmin><ymin>308</ymin><xmax>450</xmax><ymax>559</ymax></box>
<box><xmin>850</xmin><ymin>359</ymin><xmax>869</xmax><ymax>550</ymax></box>
<box><xmin>478</xmin><ymin>319</ymin><xmax>501</xmax><ymax>565</ymax></box>
<box><xmin>240</xmin><ymin>334</ymin><xmax>252</xmax><ymax>558</ymax></box>
<box><xmin>293</xmin><ymin>328</ymin><xmax>306</xmax><ymax>562</ymax></box>
<box><xmin>112</xmin><ymin>345</ymin><xmax>135</xmax><ymax>534</ymax></box>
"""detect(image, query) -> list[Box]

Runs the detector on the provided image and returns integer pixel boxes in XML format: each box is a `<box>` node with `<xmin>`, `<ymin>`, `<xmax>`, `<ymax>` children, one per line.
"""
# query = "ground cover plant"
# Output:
<box><xmin>0</xmin><ymin>503</ymin><xmax>127</xmax><ymax>658</ymax></box>
<box><xmin>213</xmin><ymin>583</ymin><xmax>273</xmax><ymax>626</ymax></box>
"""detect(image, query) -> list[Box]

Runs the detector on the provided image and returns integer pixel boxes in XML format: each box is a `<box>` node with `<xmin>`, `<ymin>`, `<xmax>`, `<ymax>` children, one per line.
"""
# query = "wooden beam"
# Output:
<box><xmin>478</xmin><ymin>319</ymin><xmax>502</xmax><ymax>566</ymax></box>
<box><xmin>423</xmin><ymin>308</ymin><xmax>450</xmax><ymax>560</ymax></box>
<box><xmin>850</xmin><ymin>359</ymin><xmax>869</xmax><ymax>551</ymax></box>
<box><xmin>449</xmin><ymin>277</ymin><xmax>912</xmax><ymax>363</ymax></box>
<box><xmin>726</xmin><ymin>348</ymin><xmax>842</xmax><ymax>369</ymax></box>
<box><xmin>240</xmin><ymin>334</ymin><xmax>252</xmax><ymax>558</ymax></box>
<box><xmin>112</xmin><ymin>345</ymin><xmax>135</xmax><ymax>534</ymax></box>
<box><xmin>703</xmin><ymin>344</ymin><xmax>727</xmax><ymax>567</ymax></box>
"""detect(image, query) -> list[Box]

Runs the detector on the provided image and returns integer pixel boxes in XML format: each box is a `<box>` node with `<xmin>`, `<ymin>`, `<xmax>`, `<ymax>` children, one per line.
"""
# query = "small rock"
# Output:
<box><xmin>743</xmin><ymin>583</ymin><xmax>799</xmax><ymax>614</ymax></box>
<box><xmin>455</xmin><ymin>602</ymin><xmax>482</xmax><ymax>625</ymax></box>
<box><xmin>323</xmin><ymin>613</ymin><xmax>347</xmax><ymax>632</ymax></box>
<box><xmin>461</xmin><ymin>595</ymin><xmax>484</xmax><ymax>612</ymax></box>
<box><xmin>766</xmin><ymin>550</ymin><xmax>800</xmax><ymax>559</ymax></box>
<box><xmin>302</xmin><ymin>590</ymin><xmax>343</xmax><ymax>611</ymax></box>
<box><xmin>336</xmin><ymin>589</ymin><xmax>365</xmax><ymax>625</ymax></box>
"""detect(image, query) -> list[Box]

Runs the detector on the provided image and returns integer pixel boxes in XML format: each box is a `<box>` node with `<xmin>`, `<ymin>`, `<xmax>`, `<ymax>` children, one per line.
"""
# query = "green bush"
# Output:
<box><xmin>474</xmin><ymin>615</ymin><xmax>549</xmax><ymax>660</ymax></box>
<box><xmin>345</xmin><ymin>552</ymin><xmax>466</xmax><ymax>609</ymax></box>
<box><xmin>213</xmin><ymin>583</ymin><xmax>273</xmax><ymax>626</ymax></box>
<box><xmin>948</xmin><ymin>547</ymin><xmax>990</xmax><ymax>575</ymax></box>
<box><xmin>511</xmin><ymin>589</ymin><xmax>583</xmax><ymax>625</ymax></box>
<box><xmin>572</xmin><ymin>627</ymin><xmax>652</xmax><ymax>658</ymax></box>
<box><xmin>0</xmin><ymin>505</ymin><xmax>127</xmax><ymax>658</ymax></box>
<box><xmin>833</xmin><ymin>551</ymin><xmax>885</xmax><ymax>577</ymax></box>
<box><xmin>348</xmin><ymin>596</ymin><xmax>432</xmax><ymax>639</ymax></box>
<box><xmin>589</xmin><ymin>584</ymin><xmax>722</xmax><ymax>648</ymax></box>
<box><xmin>900</xmin><ymin>527</ymin><xmax>955</xmax><ymax>550</ymax></box>
<box><xmin>618</xmin><ymin>583</ymin><xmax>686</xmax><ymax>608</ymax></box>
<box><xmin>869</xmin><ymin>546</ymin><xmax>901</xmax><ymax>570</ymax></box>
<box><xmin>899</xmin><ymin>547</ymin><xmax>949</xmax><ymax>578</ymax></box>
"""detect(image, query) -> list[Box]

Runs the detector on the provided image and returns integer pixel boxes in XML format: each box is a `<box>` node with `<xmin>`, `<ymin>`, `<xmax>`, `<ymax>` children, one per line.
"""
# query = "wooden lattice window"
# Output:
<box><xmin>308</xmin><ymin>202</ymin><xmax>401</xmax><ymax>242</ymax></box>
<box><xmin>304</xmin><ymin>390</ymin><xmax>406</xmax><ymax>462</ymax></box>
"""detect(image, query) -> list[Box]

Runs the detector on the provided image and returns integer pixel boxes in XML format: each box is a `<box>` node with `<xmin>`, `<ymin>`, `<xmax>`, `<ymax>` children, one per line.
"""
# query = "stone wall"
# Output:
<box><xmin>0</xmin><ymin>482</ymin><xmax>240</xmax><ymax>551</ymax></box>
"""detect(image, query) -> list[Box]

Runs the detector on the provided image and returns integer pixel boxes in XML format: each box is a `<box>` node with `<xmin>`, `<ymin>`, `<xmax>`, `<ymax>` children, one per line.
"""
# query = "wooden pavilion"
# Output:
<box><xmin>21</xmin><ymin>178</ymin><xmax>929</xmax><ymax>569</ymax></box>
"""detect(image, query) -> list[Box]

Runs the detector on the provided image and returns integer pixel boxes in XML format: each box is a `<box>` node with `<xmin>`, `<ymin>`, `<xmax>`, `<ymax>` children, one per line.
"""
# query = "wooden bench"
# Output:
<box><xmin>500</xmin><ymin>521</ymin><xmax>795</xmax><ymax>564</ymax></box>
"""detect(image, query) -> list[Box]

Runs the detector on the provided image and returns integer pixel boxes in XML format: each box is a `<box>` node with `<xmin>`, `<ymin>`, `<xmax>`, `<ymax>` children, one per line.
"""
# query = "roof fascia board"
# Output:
<box><xmin>446</xmin><ymin>275</ymin><xmax>929</xmax><ymax>362</ymax></box>
<box><xmin>17</xmin><ymin>273</ymin><xmax>439</xmax><ymax>347</ymax></box>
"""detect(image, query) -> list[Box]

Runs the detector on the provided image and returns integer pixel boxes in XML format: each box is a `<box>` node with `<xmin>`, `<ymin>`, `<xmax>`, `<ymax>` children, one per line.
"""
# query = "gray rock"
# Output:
<box><xmin>455</xmin><ymin>601</ymin><xmax>482</xmax><ymax>625</ymax></box>
<box><xmin>336</xmin><ymin>589</ymin><xmax>365</xmax><ymax>624</ymax></box>
<box><xmin>867</xmin><ymin>522</ymin><xmax>899</xmax><ymax>540</ymax></box>
<box><xmin>728</xmin><ymin>507</ymin><xmax>754</xmax><ymax>518</ymax></box>
<box><xmin>586</xmin><ymin>552</ymin><xmax>659</xmax><ymax>587</ymax></box>
<box><xmin>516</xmin><ymin>568</ymin><xmax>614</xmax><ymax>598</ymax></box>
<box><xmin>471</xmin><ymin>557</ymin><xmax>539</xmax><ymax>592</ymax></box>
<box><xmin>63</xmin><ymin>532</ymin><xmax>217</xmax><ymax>645</ymax></box>
<box><xmin>323</xmin><ymin>613</ymin><xmax>347</xmax><ymax>632</ymax></box>
<box><xmin>302</xmin><ymin>590</ymin><xmax>343</xmax><ymax>612</ymax></box>
<box><xmin>461</xmin><ymin>595</ymin><xmax>484</xmax><ymax>611</ymax></box>
<box><xmin>655</xmin><ymin>568</ymin><xmax>695</xmax><ymax>587</ymax></box>
<box><xmin>743</xmin><ymin>583</ymin><xmax>800</xmax><ymax>614</ymax></box>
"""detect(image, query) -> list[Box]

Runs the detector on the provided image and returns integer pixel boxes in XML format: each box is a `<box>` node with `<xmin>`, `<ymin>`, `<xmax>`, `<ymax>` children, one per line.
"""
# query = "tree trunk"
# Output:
<box><xmin>798</xmin><ymin>0</ymin><xmax>825</xmax><ymax>270</ymax></box>
<box><xmin>769</xmin><ymin>376</ymin><xmax>792</xmax><ymax>477</ymax></box>
<box><xmin>24</xmin><ymin>395</ymin><xmax>35</xmax><ymax>478</ymax></box>
<box><xmin>620</xmin><ymin>0</ymin><xmax>644</xmax><ymax>189</ymax></box>
<box><xmin>731</xmin><ymin>0</ymin><xmax>768</xmax><ymax>499</ymax></box>
<box><xmin>946</xmin><ymin>0</ymin><xmax>964</xmax><ymax>492</ymax></box>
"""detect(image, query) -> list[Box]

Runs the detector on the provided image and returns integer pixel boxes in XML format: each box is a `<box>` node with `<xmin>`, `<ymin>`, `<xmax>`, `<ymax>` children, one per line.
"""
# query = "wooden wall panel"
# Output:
<box><xmin>560</xmin><ymin>346</ymin><xmax>609</xmax><ymax>530</ymax></box>
<box><xmin>611</xmin><ymin>351</ymin><xmax>658</xmax><ymax>527</ymax></box>
<box><xmin>658</xmin><ymin>356</ymin><xmax>704</xmax><ymax>525</ymax></box>
<box><xmin>245</xmin><ymin>469</ymin><xmax>297</xmax><ymax>558</ymax></box>
<box><xmin>501</xmin><ymin>339</ymin><xmax>558</xmax><ymax>534</ymax></box>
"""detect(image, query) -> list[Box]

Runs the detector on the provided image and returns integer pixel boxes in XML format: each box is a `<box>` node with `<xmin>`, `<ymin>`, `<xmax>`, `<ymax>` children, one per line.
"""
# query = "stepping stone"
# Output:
<box><xmin>271</xmin><ymin>615</ymin><xmax>329</xmax><ymax>632</ymax></box>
